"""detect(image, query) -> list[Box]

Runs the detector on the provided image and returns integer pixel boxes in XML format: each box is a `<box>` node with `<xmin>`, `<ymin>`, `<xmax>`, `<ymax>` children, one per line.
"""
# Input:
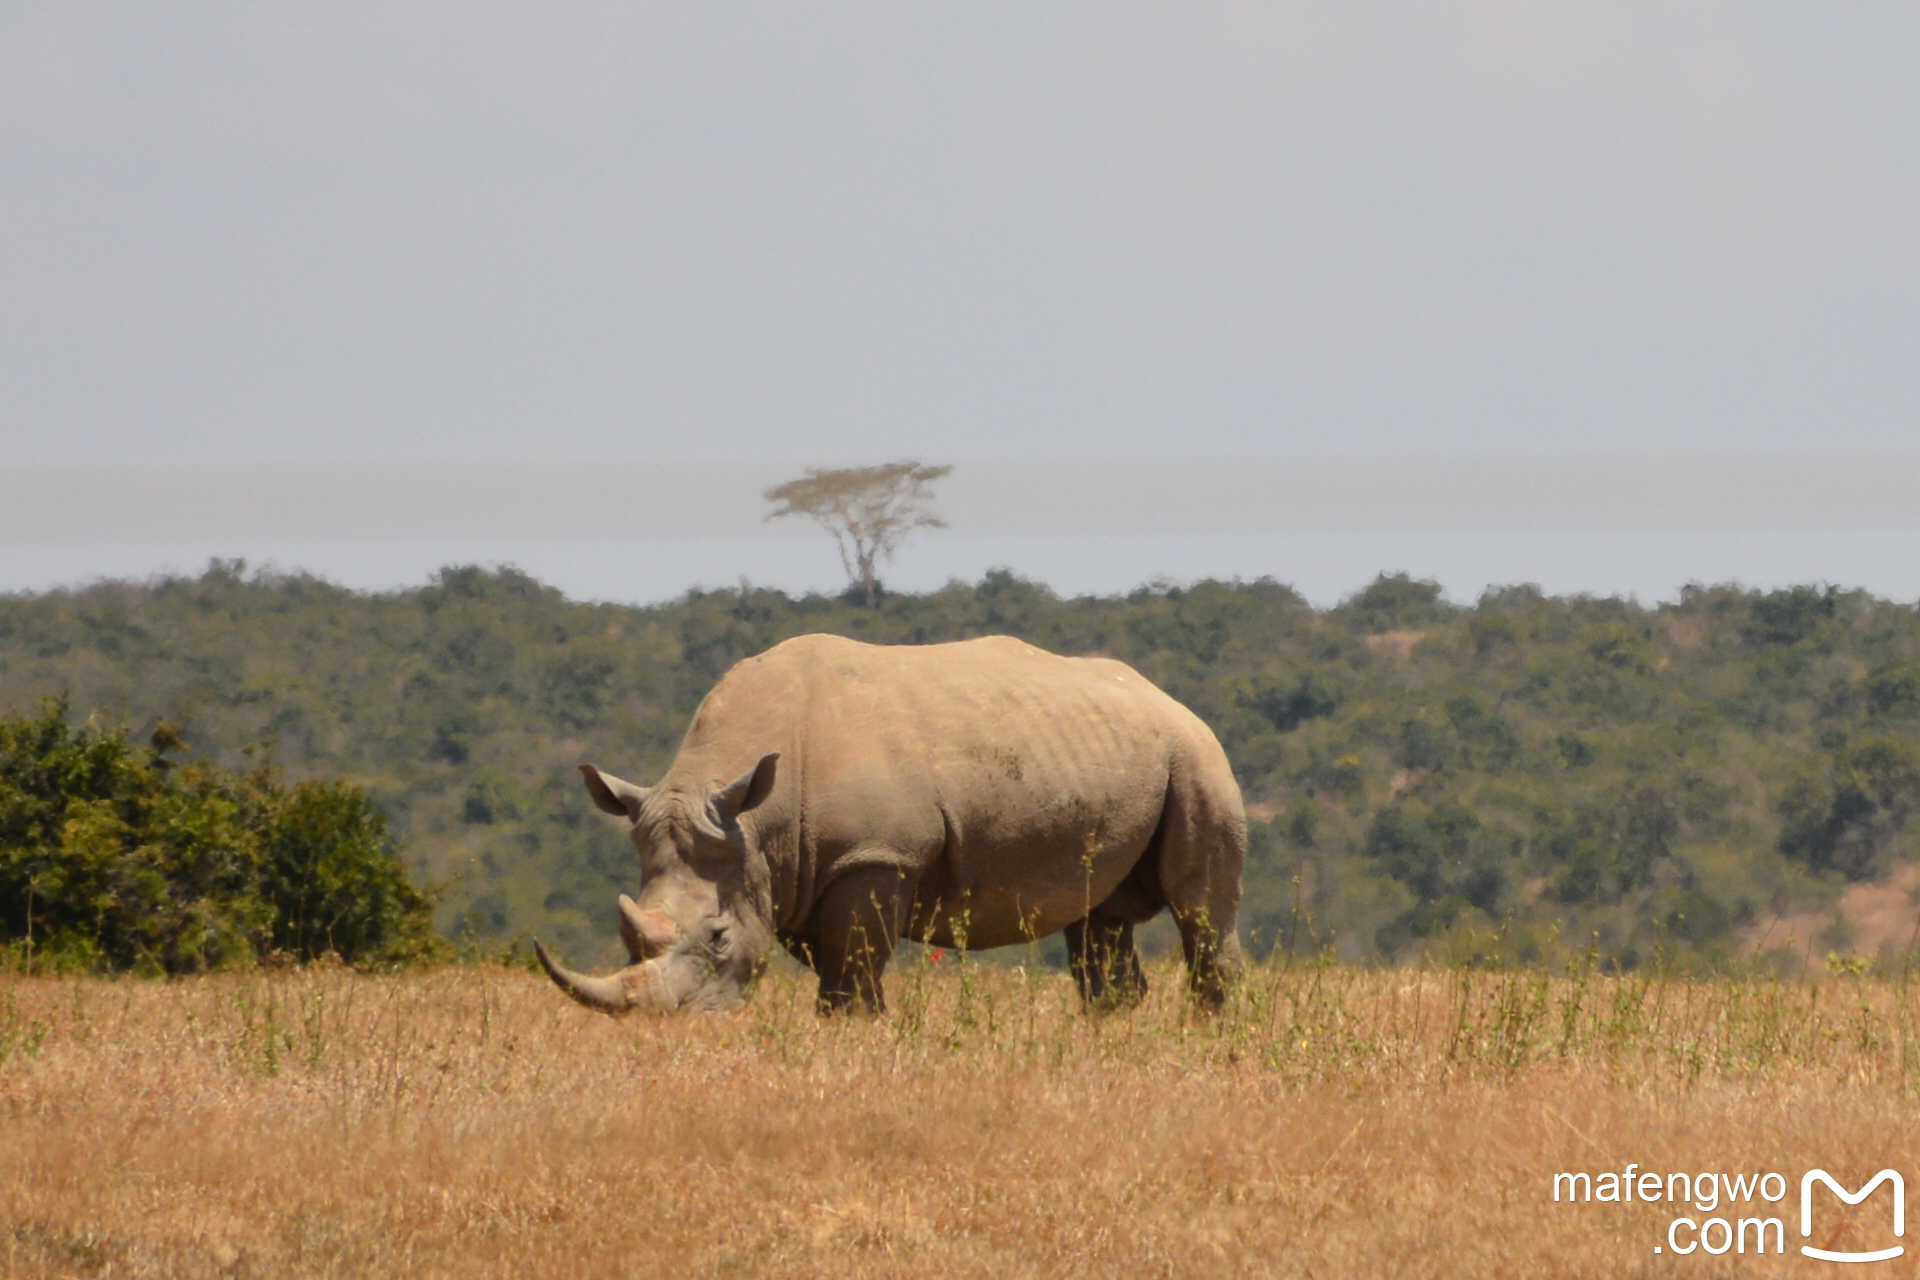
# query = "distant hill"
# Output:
<box><xmin>4</xmin><ymin>560</ymin><xmax>1916</xmax><ymax>971</ymax></box>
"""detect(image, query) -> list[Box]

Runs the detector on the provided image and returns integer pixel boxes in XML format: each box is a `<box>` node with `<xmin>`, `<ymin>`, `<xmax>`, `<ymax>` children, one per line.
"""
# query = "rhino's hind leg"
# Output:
<box><xmin>1154</xmin><ymin>748</ymin><xmax>1249</xmax><ymax>1013</ymax></box>
<box><xmin>1174</xmin><ymin>912</ymin><xmax>1246</xmax><ymax>1012</ymax></box>
<box><xmin>1065</xmin><ymin>912</ymin><xmax>1147</xmax><ymax>1013</ymax></box>
<box><xmin>1068</xmin><ymin>840</ymin><xmax>1163</xmax><ymax>1013</ymax></box>
<box><xmin>814</xmin><ymin>865</ymin><xmax>911</xmax><ymax>1015</ymax></box>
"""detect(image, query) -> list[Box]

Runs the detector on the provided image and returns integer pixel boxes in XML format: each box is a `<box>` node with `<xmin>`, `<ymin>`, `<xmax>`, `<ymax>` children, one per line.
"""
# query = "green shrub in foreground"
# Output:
<box><xmin>0</xmin><ymin>698</ymin><xmax>439</xmax><ymax>973</ymax></box>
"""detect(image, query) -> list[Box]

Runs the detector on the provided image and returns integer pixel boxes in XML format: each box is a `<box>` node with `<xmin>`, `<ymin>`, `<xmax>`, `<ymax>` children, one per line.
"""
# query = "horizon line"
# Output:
<box><xmin>3</xmin><ymin>453</ymin><xmax>1918</xmax><ymax>543</ymax></box>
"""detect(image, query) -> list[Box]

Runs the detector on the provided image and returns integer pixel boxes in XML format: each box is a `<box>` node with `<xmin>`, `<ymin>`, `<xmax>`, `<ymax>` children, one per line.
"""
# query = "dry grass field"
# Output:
<box><xmin>6</xmin><ymin>954</ymin><xmax>1920</xmax><ymax>1278</ymax></box>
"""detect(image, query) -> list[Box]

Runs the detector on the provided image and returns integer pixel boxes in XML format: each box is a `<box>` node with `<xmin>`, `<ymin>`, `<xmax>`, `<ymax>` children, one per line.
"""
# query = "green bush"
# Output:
<box><xmin>0</xmin><ymin>698</ymin><xmax>437</xmax><ymax>972</ymax></box>
<box><xmin>1777</xmin><ymin>734</ymin><xmax>1920</xmax><ymax>880</ymax></box>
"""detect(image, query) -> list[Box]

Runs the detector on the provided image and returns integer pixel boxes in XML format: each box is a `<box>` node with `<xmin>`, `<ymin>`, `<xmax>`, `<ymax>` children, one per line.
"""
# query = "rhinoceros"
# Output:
<box><xmin>534</xmin><ymin>633</ymin><xmax>1246</xmax><ymax>1015</ymax></box>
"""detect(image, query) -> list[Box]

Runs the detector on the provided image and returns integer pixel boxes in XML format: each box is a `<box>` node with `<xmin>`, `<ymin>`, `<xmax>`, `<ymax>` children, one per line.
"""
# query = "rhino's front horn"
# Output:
<box><xmin>533</xmin><ymin>939</ymin><xmax>640</xmax><ymax>1016</ymax></box>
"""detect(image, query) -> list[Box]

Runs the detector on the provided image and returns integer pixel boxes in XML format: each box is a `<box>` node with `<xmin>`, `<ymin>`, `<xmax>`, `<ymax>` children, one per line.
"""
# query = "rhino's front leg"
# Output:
<box><xmin>814</xmin><ymin>864</ymin><xmax>912</xmax><ymax>1015</ymax></box>
<box><xmin>777</xmin><ymin>932</ymin><xmax>817</xmax><ymax>971</ymax></box>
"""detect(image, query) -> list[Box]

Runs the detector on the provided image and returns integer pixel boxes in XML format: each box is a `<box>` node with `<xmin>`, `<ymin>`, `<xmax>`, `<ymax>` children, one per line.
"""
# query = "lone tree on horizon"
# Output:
<box><xmin>764</xmin><ymin>461</ymin><xmax>952</xmax><ymax>606</ymax></box>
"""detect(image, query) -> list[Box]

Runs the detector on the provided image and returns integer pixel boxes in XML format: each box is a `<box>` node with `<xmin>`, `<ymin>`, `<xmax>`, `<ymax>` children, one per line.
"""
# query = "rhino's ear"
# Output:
<box><xmin>698</xmin><ymin>753</ymin><xmax>779</xmax><ymax>839</ymax></box>
<box><xmin>580</xmin><ymin>765</ymin><xmax>650</xmax><ymax>821</ymax></box>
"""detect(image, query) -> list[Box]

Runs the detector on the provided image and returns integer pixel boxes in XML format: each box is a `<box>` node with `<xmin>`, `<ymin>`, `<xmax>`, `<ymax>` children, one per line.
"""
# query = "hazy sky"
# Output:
<box><xmin>4</xmin><ymin>4</ymin><xmax>1918</xmax><ymax>601</ymax></box>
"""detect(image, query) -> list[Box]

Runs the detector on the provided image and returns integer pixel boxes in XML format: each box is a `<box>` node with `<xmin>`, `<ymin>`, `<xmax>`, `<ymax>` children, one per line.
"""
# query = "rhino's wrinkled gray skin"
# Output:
<box><xmin>535</xmin><ymin>633</ymin><xmax>1246</xmax><ymax>1016</ymax></box>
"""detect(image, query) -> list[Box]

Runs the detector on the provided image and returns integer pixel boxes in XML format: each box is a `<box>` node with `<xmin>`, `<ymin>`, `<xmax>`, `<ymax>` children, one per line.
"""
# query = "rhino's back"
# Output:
<box><xmin>693</xmin><ymin>634</ymin><xmax>1230</xmax><ymax>945</ymax></box>
<box><xmin>807</xmin><ymin>631</ymin><xmax>1177</xmax><ymax>790</ymax></box>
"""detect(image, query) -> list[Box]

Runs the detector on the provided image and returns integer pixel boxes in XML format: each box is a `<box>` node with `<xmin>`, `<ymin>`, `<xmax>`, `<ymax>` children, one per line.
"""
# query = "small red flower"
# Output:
<box><xmin>929</xmin><ymin>949</ymin><xmax>946</xmax><ymax>962</ymax></box>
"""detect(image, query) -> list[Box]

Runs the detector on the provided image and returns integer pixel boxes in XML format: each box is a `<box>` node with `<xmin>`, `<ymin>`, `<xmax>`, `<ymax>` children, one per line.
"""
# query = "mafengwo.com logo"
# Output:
<box><xmin>1554</xmin><ymin>1165</ymin><xmax>1905</xmax><ymax>1261</ymax></box>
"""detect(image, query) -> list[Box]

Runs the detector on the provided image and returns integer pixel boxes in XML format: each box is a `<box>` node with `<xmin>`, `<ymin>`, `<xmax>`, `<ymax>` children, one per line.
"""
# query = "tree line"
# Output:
<box><xmin>2</xmin><ymin>560</ymin><xmax>1916</xmax><ymax>971</ymax></box>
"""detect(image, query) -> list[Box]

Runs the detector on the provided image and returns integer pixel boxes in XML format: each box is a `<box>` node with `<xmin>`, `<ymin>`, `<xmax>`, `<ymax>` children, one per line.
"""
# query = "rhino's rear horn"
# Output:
<box><xmin>617</xmin><ymin>894</ymin><xmax>680</xmax><ymax>960</ymax></box>
<box><xmin>534</xmin><ymin>938</ymin><xmax>637</xmax><ymax>1016</ymax></box>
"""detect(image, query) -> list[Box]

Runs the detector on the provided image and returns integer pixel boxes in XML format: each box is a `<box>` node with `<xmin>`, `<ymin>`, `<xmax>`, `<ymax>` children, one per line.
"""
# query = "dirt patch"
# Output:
<box><xmin>1744</xmin><ymin>864</ymin><xmax>1920</xmax><ymax>961</ymax></box>
<box><xmin>1365</xmin><ymin>630</ymin><xmax>1425</xmax><ymax>659</ymax></box>
<box><xmin>1664</xmin><ymin>617</ymin><xmax>1704</xmax><ymax>649</ymax></box>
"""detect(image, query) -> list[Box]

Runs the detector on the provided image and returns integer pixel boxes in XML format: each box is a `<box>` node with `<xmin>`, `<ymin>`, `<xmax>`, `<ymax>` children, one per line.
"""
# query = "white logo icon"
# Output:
<box><xmin>1802</xmin><ymin>1169</ymin><xmax>1905</xmax><ymax>1263</ymax></box>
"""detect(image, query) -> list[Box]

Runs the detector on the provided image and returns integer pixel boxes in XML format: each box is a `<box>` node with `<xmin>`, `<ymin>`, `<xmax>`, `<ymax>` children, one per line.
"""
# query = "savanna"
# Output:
<box><xmin>10</xmin><ymin>567</ymin><xmax>1920</xmax><ymax>1277</ymax></box>
<box><xmin>5</xmin><ymin>954</ymin><xmax>1916</xmax><ymax>1278</ymax></box>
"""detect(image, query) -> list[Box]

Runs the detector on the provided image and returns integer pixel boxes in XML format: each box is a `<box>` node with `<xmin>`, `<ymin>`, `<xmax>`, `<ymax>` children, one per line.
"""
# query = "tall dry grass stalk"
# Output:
<box><xmin>4</xmin><ymin>955</ymin><xmax>1919</xmax><ymax>1277</ymax></box>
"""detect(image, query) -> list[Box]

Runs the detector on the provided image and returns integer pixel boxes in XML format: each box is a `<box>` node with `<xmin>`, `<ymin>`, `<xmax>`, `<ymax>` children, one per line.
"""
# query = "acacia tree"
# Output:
<box><xmin>764</xmin><ymin>461</ymin><xmax>952</xmax><ymax>606</ymax></box>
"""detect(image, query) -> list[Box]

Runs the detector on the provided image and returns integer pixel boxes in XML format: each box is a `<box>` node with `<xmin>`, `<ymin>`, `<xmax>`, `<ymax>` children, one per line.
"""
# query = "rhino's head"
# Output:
<box><xmin>535</xmin><ymin>753</ymin><xmax>779</xmax><ymax>1016</ymax></box>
